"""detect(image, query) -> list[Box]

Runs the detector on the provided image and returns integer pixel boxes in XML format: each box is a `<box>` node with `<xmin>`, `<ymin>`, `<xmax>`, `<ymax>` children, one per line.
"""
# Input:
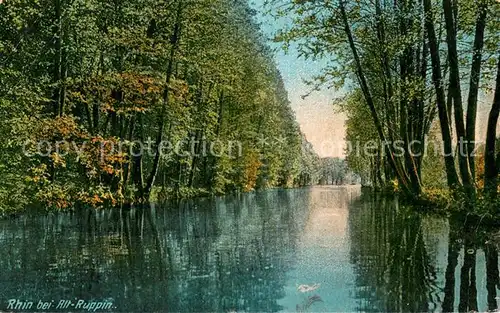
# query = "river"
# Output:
<box><xmin>0</xmin><ymin>186</ymin><xmax>498</xmax><ymax>312</ymax></box>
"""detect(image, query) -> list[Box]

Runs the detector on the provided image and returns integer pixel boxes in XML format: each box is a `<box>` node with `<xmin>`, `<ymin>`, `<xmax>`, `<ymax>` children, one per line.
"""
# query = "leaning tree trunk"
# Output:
<box><xmin>423</xmin><ymin>0</ymin><xmax>461</xmax><ymax>190</ymax></box>
<box><xmin>339</xmin><ymin>0</ymin><xmax>413</xmax><ymax>197</ymax></box>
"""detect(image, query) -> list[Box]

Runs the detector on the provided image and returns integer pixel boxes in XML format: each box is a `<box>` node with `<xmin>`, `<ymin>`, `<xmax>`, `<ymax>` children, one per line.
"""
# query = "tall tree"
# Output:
<box><xmin>484</xmin><ymin>57</ymin><xmax>500</xmax><ymax>199</ymax></box>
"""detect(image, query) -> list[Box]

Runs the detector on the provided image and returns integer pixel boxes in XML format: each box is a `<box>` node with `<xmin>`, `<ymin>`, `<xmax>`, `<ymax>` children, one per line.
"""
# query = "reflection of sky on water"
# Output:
<box><xmin>278</xmin><ymin>187</ymin><xmax>358</xmax><ymax>312</ymax></box>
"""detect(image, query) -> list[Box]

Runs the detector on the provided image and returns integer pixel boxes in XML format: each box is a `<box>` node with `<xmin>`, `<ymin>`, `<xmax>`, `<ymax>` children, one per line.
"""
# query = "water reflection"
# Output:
<box><xmin>348</xmin><ymin>193</ymin><xmax>440</xmax><ymax>312</ymax></box>
<box><xmin>0</xmin><ymin>187</ymin><xmax>498</xmax><ymax>312</ymax></box>
<box><xmin>348</xmin><ymin>192</ymin><xmax>500</xmax><ymax>312</ymax></box>
<box><xmin>0</xmin><ymin>189</ymin><xmax>314</xmax><ymax>312</ymax></box>
<box><xmin>441</xmin><ymin>220</ymin><xmax>500</xmax><ymax>313</ymax></box>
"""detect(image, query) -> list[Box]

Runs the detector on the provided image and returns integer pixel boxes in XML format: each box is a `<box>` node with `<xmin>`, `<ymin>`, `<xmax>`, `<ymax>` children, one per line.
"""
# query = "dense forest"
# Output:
<box><xmin>269</xmin><ymin>0</ymin><xmax>500</xmax><ymax>213</ymax></box>
<box><xmin>0</xmin><ymin>0</ymin><xmax>324</xmax><ymax>213</ymax></box>
<box><xmin>2</xmin><ymin>0</ymin><xmax>499</xmax><ymax>215</ymax></box>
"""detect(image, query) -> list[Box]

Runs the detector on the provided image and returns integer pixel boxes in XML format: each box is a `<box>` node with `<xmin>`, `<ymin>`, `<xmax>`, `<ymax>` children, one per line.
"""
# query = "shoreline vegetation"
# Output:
<box><xmin>1</xmin><ymin>0</ymin><xmax>499</xmax><ymax>222</ymax></box>
<box><xmin>266</xmin><ymin>0</ymin><xmax>500</xmax><ymax>219</ymax></box>
<box><xmin>0</xmin><ymin>0</ymin><xmax>322</xmax><ymax>214</ymax></box>
<box><xmin>363</xmin><ymin>185</ymin><xmax>500</xmax><ymax>227</ymax></box>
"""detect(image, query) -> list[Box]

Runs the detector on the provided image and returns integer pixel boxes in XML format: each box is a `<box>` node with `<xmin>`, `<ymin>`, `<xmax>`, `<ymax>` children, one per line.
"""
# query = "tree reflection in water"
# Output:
<box><xmin>0</xmin><ymin>189</ymin><xmax>312</xmax><ymax>312</ymax></box>
<box><xmin>441</xmin><ymin>217</ymin><xmax>500</xmax><ymax>313</ymax></box>
<box><xmin>348</xmin><ymin>192</ymin><xmax>500</xmax><ymax>312</ymax></box>
<box><xmin>0</xmin><ymin>188</ymin><xmax>498</xmax><ymax>312</ymax></box>
<box><xmin>485</xmin><ymin>242</ymin><xmax>499</xmax><ymax>311</ymax></box>
<box><xmin>348</xmin><ymin>193</ymin><xmax>440</xmax><ymax>312</ymax></box>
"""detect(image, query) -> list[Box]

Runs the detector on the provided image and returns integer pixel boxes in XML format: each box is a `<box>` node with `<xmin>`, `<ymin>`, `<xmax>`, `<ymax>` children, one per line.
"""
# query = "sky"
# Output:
<box><xmin>250</xmin><ymin>0</ymin><xmax>347</xmax><ymax>158</ymax></box>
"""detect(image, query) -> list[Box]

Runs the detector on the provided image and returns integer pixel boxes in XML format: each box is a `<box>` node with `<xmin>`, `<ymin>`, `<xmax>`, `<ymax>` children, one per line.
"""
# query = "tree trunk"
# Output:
<box><xmin>52</xmin><ymin>0</ymin><xmax>63</xmax><ymax>116</ymax></box>
<box><xmin>209</xmin><ymin>89</ymin><xmax>225</xmax><ymax>190</ymax></box>
<box><xmin>188</xmin><ymin>130</ymin><xmax>202</xmax><ymax>188</ymax></box>
<box><xmin>144</xmin><ymin>1</ymin><xmax>183</xmax><ymax>198</ymax></box>
<box><xmin>484</xmin><ymin>57</ymin><xmax>500</xmax><ymax>198</ymax></box>
<box><xmin>123</xmin><ymin>115</ymin><xmax>136</xmax><ymax>192</ymax></box>
<box><xmin>465</xmin><ymin>3</ymin><xmax>488</xmax><ymax>179</ymax></box>
<box><xmin>423</xmin><ymin>0</ymin><xmax>461</xmax><ymax>189</ymax></box>
<box><xmin>133</xmin><ymin>114</ymin><xmax>145</xmax><ymax>199</ymax></box>
<box><xmin>339</xmin><ymin>0</ymin><xmax>413</xmax><ymax>197</ymax></box>
<box><xmin>443</xmin><ymin>0</ymin><xmax>475</xmax><ymax>197</ymax></box>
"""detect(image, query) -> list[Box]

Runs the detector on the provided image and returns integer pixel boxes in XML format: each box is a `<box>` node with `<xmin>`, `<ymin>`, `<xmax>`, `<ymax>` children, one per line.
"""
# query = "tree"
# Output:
<box><xmin>269</xmin><ymin>0</ymin><xmax>500</xmax><ymax>208</ymax></box>
<box><xmin>0</xmin><ymin>0</ymin><xmax>315</xmax><ymax>211</ymax></box>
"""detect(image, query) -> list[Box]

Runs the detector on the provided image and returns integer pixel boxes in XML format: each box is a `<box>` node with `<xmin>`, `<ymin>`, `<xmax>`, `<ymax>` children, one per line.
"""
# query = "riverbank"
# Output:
<box><xmin>362</xmin><ymin>184</ymin><xmax>500</xmax><ymax>228</ymax></box>
<box><xmin>3</xmin><ymin>184</ymin><xmax>499</xmax><ymax>230</ymax></box>
<box><xmin>0</xmin><ymin>184</ymin><xmax>316</xmax><ymax>218</ymax></box>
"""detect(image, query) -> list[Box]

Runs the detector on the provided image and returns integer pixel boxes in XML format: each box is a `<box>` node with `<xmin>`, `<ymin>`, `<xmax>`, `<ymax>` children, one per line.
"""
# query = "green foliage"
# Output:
<box><xmin>269</xmin><ymin>0</ymin><xmax>500</xmax><ymax>210</ymax></box>
<box><xmin>0</xmin><ymin>0</ymin><xmax>319</xmax><ymax>212</ymax></box>
<box><xmin>421</xmin><ymin>126</ymin><xmax>448</xmax><ymax>189</ymax></box>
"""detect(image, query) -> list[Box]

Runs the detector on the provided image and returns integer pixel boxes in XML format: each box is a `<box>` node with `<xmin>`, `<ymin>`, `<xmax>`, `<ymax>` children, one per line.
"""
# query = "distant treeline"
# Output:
<box><xmin>318</xmin><ymin>157</ymin><xmax>359</xmax><ymax>185</ymax></box>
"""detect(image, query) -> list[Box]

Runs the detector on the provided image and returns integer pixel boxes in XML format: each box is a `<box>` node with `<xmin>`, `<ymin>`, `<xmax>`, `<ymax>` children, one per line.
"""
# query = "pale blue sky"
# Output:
<box><xmin>250</xmin><ymin>0</ymin><xmax>347</xmax><ymax>158</ymax></box>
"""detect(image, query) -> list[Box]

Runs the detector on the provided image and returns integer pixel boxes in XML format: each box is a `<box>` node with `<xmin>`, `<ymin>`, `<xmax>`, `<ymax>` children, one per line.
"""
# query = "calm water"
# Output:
<box><xmin>0</xmin><ymin>186</ymin><xmax>499</xmax><ymax>312</ymax></box>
